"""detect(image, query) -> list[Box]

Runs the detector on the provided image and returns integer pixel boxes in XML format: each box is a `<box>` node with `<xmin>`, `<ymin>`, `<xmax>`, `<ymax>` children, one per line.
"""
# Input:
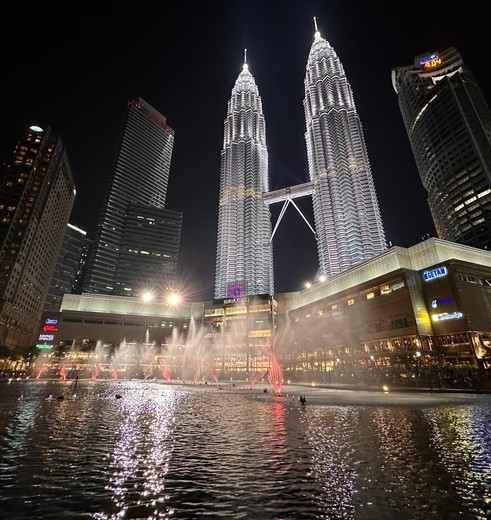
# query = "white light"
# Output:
<box><xmin>142</xmin><ymin>291</ymin><xmax>154</xmax><ymax>302</ymax></box>
<box><xmin>168</xmin><ymin>293</ymin><xmax>180</xmax><ymax>306</ymax></box>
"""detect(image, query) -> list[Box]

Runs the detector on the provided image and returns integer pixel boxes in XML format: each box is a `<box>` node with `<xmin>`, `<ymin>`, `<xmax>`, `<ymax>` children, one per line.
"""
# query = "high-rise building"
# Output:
<box><xmin>303</xmin><ymin>20</ymin><xmax>387</xmax><ymax>278</ymax></box>
<box><xmin>44</xmin><ymin>223</ymin><xmax>88</xmax><ymax>313</ymax></box>
<box><xmin>83</xmin><ymin>97</ymin><xmax>182</xmax><ymax>297</ymax></box>
<box><xmin>392</xmin><ymin>47</ymin><xmax>491</xmax><ymax>250</ymax></box>
<box><xmin>214</xmin><ymin>56</ymin><xmax>273</xmax><ymax>300</ymax></box>
<box><xmin>0</xmin><ymin>124</ymin><xmax>76</xmax><ymax>349</ymax></box>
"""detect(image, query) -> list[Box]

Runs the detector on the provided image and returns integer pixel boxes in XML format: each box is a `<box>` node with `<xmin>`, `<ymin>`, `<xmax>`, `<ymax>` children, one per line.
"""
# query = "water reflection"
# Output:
<box><xmin>0</xmin><ymin>380</ymin><xmax>490</xmax><ymax>519</ymax></box>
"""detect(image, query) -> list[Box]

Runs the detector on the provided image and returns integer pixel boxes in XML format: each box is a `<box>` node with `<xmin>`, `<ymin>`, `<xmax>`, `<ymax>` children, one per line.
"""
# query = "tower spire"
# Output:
<box><xmin>313</xmin><ymin>16</ymin><xmax>318</xmax><ymax>32</ymax></box>
<box><xmin>243</xmin><ymin>48</ymin><xmax>248</xmax><ymax>70</ymax></box>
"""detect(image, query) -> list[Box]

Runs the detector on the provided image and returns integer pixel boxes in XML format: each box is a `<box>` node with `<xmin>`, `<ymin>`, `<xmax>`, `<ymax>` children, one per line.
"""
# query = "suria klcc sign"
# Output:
<box><xmin>423</xmin><ymin>266</ymin><xmax>447</xmax><ymax>281</ymax></box>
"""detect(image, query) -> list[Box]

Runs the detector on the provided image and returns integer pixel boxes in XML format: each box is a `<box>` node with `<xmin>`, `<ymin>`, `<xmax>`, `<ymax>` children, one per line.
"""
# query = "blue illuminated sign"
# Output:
<box><xmin>423</xmin><ymin>266</ymin><xmax>447</xmax><ymax>281</ymax></box>
<box><xmin>431</xmin><ymin>297</ymin><xmax>454</xmax><ymax>308</ymax></box>
<box><xmin>419</xmin><ymin>53</ymin><xmax>438</xmax><ymax>65</ymax></box>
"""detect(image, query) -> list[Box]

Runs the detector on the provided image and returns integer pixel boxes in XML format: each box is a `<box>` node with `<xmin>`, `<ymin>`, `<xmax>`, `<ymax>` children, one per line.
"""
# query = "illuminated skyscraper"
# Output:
<box><xmin>83</xmin><ymin>97</ymin><xmax>182</xmax><ymax>297</ymax></box>
<box><xmin>214</xmin><ymin>56</ymin><xmax>273</xmax><ymax>299</ymax></box>
<box><xmin>304</xmin><ymin>20</ymin><xmax>387</xmax><ymax>278</ymax></box>
<box><xmin>392</xmin><ymin>47</ymin><xmax>491</xmax><ymax>250</ymax></box>
<box><xmin>0</xmin><ymin>124</ymin><xmax>76</xmax><ymax>348</ymax></box>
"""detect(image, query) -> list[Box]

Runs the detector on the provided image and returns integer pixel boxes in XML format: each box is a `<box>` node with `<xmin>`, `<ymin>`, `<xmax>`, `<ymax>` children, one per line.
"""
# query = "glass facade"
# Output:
<box><xmin>83</xmin><ymin>98</ymin><xmax>181</xmax><ymax>297</ymax></box>
<box><xmin>392</xmin><ymin>47</ymin><xmax>491</xmax><ymax>250</ymax></box>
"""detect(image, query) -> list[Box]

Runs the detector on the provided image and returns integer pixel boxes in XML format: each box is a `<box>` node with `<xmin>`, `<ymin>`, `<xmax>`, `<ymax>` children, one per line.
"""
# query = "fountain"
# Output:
<box><xmin>29</xmin><ymin>312</ymin><xmax>286</xmax><ymax>395</ymax></box>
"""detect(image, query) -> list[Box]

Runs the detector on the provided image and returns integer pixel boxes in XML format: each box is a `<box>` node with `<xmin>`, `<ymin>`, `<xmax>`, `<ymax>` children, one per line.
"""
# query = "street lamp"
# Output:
<box><xmin>142</xmin><ymin>291</ymin><xmax>154</xmax><ymax>302</ymax></box>
<box><xmin>168</xmin><ymin>292</ymin><xmax>180</xmax><ymax>306</ymax></box>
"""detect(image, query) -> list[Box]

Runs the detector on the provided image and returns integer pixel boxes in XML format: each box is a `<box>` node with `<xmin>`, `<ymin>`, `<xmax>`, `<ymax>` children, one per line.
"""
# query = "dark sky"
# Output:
<box><xmin>1</xmin><ymin>1</ymin><xmax>488</xmax><ymax>301</ymax></box>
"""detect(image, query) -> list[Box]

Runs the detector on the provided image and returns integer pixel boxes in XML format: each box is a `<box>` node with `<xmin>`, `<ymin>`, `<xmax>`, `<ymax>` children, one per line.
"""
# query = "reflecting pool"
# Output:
<box><xmin>0</xmin><ymin>379</ymin><xmax>490</xmax><ymax>519</ymax></box>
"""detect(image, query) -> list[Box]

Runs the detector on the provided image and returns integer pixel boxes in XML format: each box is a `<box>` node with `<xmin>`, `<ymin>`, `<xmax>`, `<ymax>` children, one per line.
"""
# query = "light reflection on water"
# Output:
<box><xmin>0</xmin><ymin>380</ymin><xmax>490</xmax><ymax>519</ymax></box>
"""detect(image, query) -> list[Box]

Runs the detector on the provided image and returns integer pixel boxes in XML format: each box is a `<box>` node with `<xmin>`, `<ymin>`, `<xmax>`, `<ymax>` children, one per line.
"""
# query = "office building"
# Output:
<box><xmin>83</xmin><ymin>97</ymin><xmax>182</xmax><ymax>297</ymax></box>
<box><xmin>304</xmin><ymin>20</ymin><xmax>387</xmax><ymax>278</ymax></box>
<box><xmin>44</xmin><ymin>223</ymin><xmax>88</xmax><ymax>313</ymax></box>
<box><xmin>392</xmin><ymin>47</ymin><xmax>491</xmax><ymax>250</ymax></box>
<box><xmin>0</xmin><ymin>124</ymin><xmax>76</xmax><ymax>349</ymax></box>
<box><xmin>214</xmin><ymin>56</ymin><xmax>274</xmax><ymax>300</ymax></box>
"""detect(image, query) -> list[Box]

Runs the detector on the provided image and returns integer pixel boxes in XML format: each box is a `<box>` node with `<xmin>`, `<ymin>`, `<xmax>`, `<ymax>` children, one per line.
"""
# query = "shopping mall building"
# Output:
<box><xmin>34</xmin><ymin>238</ymin><xmax>491</xmax><ymax>382</ymax></box>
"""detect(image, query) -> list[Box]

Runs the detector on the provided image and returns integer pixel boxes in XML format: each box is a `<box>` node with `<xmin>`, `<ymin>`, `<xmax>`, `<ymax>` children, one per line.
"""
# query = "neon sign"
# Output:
<box><xmin>432</xmin><ymin>311</ymin><xmax>463</xmax><ymax>321</ymax></box>
<box><xmin>423</xmin><ymin>266</ymin><xmax>447</xmax><ymax>281</ymax></box>
<box><xmin>43</xmin><ymin>324</ymin><xmax>58</xmax><ymax>332</ymax></box>
<box><xmin>39</xmin><ymin>334</ymin><xmax>54</xmax><ymax>341</ymax></box>
<box><xmin>228</xmin><ymin>283</ymin><xmax>245</xmax><ymax>300</ymax></box>
<box><xmin>431</xmin><ymin>297</ymin><xmax>454</xmax><ymax>308</ymax></box>
<box><xmin>420</xmin><ymin>53</ymin><xmax>441</xmax><ymax>69</ymax></box>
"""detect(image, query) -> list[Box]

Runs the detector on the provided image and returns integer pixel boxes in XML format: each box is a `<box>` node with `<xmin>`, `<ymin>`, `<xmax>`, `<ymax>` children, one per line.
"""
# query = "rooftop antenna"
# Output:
<box><xmin>313</xmin><ymin>16</ymin><xmax>318</xmax><ymax>32</ymax></box>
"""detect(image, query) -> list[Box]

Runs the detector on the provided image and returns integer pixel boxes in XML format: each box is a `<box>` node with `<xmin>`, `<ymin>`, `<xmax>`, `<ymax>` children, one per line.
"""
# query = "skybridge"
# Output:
<box><xmin>263</xmin><ymin>181</ymin><xmax>316</xmax><ymax>242</ymax></box>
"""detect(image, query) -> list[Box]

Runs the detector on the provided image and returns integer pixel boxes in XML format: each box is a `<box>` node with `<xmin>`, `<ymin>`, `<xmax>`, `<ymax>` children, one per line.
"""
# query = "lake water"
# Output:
<box><xmin>0</xmin><ymin>379</ymin><xmax>490</xmax><ymax>519</ymax></box>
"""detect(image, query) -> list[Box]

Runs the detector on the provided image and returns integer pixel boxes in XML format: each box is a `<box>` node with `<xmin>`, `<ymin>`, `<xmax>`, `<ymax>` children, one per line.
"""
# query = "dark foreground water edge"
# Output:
<box><xmin>0</xmin><ymin>379</ymin><xmax>490</xmax><ymax>520</ymax></box>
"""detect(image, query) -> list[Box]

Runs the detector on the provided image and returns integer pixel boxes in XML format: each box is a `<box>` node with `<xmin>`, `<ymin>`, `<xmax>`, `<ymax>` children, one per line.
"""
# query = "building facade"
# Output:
<box><xmin>44</xmin><ymin>223</ymin><xmax>88</xmax><ymax>313</ymax></box>
<box><xmin>392</xmin><ymin>47</ymin><xmax>491</xmax><ymax>250</ymax></box>
<box><xmin>304</xmin><ymin>21</ymin><xmax>387</xmax><ymax>278</ymax></box>
<box><xmin>24</xmin><ymin>239</ymin><xmax>491</xmax><ymax>385</ymax></box>
<box><xmin>214</xmin><ymin>57</ymin><xmax>274</xmax><ymax>300</ymax></box>
<box><xmin>0</xmin><ymin>124</ymin><xmax>76</xmax><ymax>349</ymax></box>
<box><xmin>83</xmin><ymin>97</ymin><xmax>181</xmax><ymax>297</ymax></box>
<box><xmin>283</xmin><ymin>238</ymin><xmax>491</xmax><ymax>386</ymax></box>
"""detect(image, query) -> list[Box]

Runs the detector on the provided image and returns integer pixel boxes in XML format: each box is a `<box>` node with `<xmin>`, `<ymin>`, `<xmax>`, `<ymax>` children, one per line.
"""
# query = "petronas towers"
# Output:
<box><xmin>214</xmin><ymin>21</ymin><xmax>387</xmax><ymax>299</ymax></box>
<box><xmin>214</xmin><ymin>57</ymin><xmax>273</xmax><ymax>300</ymax></box>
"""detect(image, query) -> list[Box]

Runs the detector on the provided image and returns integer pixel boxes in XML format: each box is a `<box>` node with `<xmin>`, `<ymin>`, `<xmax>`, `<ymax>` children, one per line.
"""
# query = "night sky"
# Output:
<box><xmin>1</xmin><ymin>1</ymin><xmax>488</xmax><ymax>301</ymax></box>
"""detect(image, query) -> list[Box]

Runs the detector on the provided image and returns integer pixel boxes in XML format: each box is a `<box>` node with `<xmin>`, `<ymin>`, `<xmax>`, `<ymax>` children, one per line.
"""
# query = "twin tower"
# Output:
<box><xmin>214</xmin><ymin>22</ymin><xmax>387</xmax><ymax>300</ymax></box>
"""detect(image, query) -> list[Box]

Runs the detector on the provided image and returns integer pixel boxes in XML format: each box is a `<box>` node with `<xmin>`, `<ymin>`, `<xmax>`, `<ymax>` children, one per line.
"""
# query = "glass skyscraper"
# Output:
<box><xmin>214</xmin><ymin>57</ymin><xmax>273</xmax><ymax>300</ymax></box>
<box><xmin>83</xmin><ymin>97</ymin><xmax>182</xmax><ymax>297</ymax></box>
<box><xmin>304</xmin><ymin>22</ymin><xmax>387</xmax><ymax>278</ymax></box>
<box><xmin>392</xmin><ymin>47</ymin><xmax>491</xmax><ymax>251</ymax></box>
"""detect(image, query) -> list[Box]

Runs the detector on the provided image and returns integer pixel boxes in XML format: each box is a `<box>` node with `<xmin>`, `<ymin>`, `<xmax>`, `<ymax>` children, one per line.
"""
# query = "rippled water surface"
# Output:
<box><xmin>0</xmin><ymin>379</ymin><xmax>490</xmax><ymax>519</ymax></box>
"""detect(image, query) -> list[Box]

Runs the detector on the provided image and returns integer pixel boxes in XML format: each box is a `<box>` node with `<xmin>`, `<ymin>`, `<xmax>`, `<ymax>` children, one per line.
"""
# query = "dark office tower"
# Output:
<box><xmin>72</xmin><ymin>234</ymin><xmax>93</xmax><ymax>294</ymax></box>
<box><xmin>392</xmin><ymin>48</ymin><xmax>491</xmax><ymax>250</ymax></box>
<box><xmin>0</xmin><ymin>124</ymin><xmax>76</xmax><ymax>349</ymax></box>
<box><xmin>83</xmin><ymin>97</ymin><xmax>181</xmax><ymax>297</ymax></box>
<box><xmin>44</xmin><ymin>223</ymin><xmax>88</xmax><ymax>313</ymax></box>
<box><xmin>304</xmin><ymin>20</ymin><xmax>387</xmax><ymax>278</ymax></box>
<box><xmin>214</xmin><ymin>55</ymin><xmax>273</xmax><ymax>299</ymax></box>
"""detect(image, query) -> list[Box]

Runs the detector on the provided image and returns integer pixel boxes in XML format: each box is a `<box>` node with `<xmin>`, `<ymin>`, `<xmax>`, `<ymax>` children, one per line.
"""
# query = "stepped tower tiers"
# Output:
<box><xmin>214</xmin><ymin>52</ymin><xmax>273</xmax><ymax>300</ymax></box>
<box><xmin>304</xmin><ymin>18</ymin><xmax>387</xmax><ymax>278</ymax></box>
